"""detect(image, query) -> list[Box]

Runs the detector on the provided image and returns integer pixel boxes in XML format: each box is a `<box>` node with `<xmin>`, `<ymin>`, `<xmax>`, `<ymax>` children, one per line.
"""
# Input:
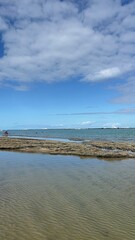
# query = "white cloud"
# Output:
<box><xmin>122</xmin><ymin>14</ymin><xmax>135</xmax><ymax>29</ymax></box>
<box><xmin>113</xmin><ymin>77</ymin><xmax>135</xmax><ymax>104</ymax></box>
<box><xmin>89</xmin><ymin>67</ymin><xmax>121</xmax><ymax>81</ymax></box>
<box><xmin>118</xmin><ymin>108</ymin><xmax>135</xmax><ymax>114</ymax></box>
<box><xmin>0</xmin><ymin>16</ymin><xmax>8</xmax><ymax>31</ymax></box>
<box><xmin>121</xmin><ymin>31</ymin><xmax>135</xmax><ymax>43</ymax></box>
<box><xmin>0</xmin><ymin>0</ymin><xmax>135</xmax><ymax>90</ymax></box>
<box><xmin>103</xmin><ymin>122</ymin><xmax>121</xmax><ymax>129</ymax></box>
<box><xmin>81</xmin><ymin>121</ymin><xmax>93</xmax><ymax>126</ymax></box>
<box><xmin>57</xmin><ymin>108</ymin><xmax>135</xmax><ymax>116</ymax></box>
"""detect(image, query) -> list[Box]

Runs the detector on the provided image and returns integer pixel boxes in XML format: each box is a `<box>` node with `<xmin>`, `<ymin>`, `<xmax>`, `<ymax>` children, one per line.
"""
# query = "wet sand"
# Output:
<box><xmin>0</xmin><ymin>137</ymin><xmax>135</xmax><ymax>158</ymax></box>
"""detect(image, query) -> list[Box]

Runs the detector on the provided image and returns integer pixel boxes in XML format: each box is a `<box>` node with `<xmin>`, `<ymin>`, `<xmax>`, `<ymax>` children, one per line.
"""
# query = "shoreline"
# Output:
<box><xmin>0</xmin><ymin>137</ymin><xmax>135</xmax><ymax>159</ymax></box>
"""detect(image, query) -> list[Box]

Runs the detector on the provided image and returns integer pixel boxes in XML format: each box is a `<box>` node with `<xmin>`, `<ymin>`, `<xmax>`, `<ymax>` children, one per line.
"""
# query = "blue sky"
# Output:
<box><xmin>0</xmin><ymin>0</ymin><xmax>135</xmax><ymax>129</ymax></box>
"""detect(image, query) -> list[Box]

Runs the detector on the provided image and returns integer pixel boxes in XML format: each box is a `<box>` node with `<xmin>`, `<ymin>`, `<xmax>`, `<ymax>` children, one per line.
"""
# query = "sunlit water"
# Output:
<box><xmin>0</xmin><ymin>152</ymin><xmax>135</xmax><ymax>240</ymax></box>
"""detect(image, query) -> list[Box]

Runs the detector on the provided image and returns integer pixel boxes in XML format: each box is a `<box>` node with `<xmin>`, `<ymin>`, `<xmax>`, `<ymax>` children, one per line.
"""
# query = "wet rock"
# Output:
<box><xmin>0</xmin><ymin>137</ymin><xmax>135</xmax><ymax>159</ymax></box>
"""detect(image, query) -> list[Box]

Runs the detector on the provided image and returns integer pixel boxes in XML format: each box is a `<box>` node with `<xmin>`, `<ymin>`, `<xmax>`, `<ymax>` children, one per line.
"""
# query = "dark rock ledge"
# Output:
<box><xmin>0</xmin><ymin>137</ymin><xmax>135</xmax><ymax>159</ymax></box>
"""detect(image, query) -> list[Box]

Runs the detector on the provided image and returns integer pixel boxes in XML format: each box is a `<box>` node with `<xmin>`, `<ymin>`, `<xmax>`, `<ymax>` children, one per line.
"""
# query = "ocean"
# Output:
<box><xmin>0</xmin><ymin>128</ymin><xmax>135</xmax><ymax>142</ymax></box>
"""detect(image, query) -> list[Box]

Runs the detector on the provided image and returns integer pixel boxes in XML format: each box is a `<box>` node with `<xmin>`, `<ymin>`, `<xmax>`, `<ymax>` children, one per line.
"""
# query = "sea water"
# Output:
<box><xmin>0</xmin><ymin>151</ymin><xmax>135</xmax><ymax>240</ymax></box>
<box><xmin>1</xmin><ymin>128</ymin><xmax>135</xmax><ymax>142</ymax></box>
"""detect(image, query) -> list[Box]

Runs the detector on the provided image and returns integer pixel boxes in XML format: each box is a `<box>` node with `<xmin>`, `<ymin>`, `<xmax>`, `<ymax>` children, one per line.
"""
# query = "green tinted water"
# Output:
<box><xmin>0</xmin><ymin>152</ymin><xmax>135</xmax><ymax>240</ymax></box>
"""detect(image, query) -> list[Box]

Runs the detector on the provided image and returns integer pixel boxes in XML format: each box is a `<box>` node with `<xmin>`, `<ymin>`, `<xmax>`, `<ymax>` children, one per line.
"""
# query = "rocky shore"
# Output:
<box><xmin>0</xmin><ymin>137</ymin><xmax>135</xmax><ymax>159</ymax></box>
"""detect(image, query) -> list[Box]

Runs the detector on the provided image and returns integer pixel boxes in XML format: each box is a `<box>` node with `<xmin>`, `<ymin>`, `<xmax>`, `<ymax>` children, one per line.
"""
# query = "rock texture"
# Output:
<box><xmin>0</xmin><ymin>137</ymin><xmax>135</xmax><ymax>159</ymax></box>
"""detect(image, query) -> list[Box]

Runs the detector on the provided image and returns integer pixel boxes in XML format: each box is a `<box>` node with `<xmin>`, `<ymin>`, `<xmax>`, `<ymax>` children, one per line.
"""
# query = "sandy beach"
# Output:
<box><xmin>0</xmin><ymin>137</ymin><xmax>135</xmax><ymax>158</ymax></box>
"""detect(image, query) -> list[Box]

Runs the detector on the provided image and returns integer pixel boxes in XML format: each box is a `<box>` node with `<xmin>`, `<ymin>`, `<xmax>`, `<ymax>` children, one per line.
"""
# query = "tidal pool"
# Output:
<box><xmin>0</xmin><ymin>151</ymin><xmax>135</xmax><ymax>240</ymax></box>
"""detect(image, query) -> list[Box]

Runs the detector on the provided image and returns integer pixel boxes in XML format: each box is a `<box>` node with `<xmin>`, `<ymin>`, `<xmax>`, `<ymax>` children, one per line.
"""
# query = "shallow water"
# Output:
<box><xmin>0</xmin><ymin>152</ymin><xmax>135</xmax><ymax>240</ymax></box>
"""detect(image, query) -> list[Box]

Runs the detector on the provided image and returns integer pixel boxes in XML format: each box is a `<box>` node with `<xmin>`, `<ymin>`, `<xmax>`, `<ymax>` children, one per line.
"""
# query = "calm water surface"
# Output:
<box><xmin>0</xmin><ymin>152</ymin><xmax>135</xmax><ymax>240</ymax></box>
<box><xmin>1</xmin><ymin>128</ymin><xmax>135</xmax><ymax>142</ymax></box>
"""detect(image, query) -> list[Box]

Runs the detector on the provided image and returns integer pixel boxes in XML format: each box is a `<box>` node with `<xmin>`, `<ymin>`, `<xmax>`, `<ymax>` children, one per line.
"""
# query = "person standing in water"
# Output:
<box><xmin>3</xmin><ymin>131</ymin><xmax>8</xmax><ymax>137</ymax></box>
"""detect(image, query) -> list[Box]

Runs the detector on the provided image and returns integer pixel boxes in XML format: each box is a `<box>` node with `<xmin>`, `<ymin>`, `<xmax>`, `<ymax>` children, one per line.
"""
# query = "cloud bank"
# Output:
<box><xmin>0</xmin><ymin>0</ymin><xmax>135</xmax><ymax>91</ymax></box>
